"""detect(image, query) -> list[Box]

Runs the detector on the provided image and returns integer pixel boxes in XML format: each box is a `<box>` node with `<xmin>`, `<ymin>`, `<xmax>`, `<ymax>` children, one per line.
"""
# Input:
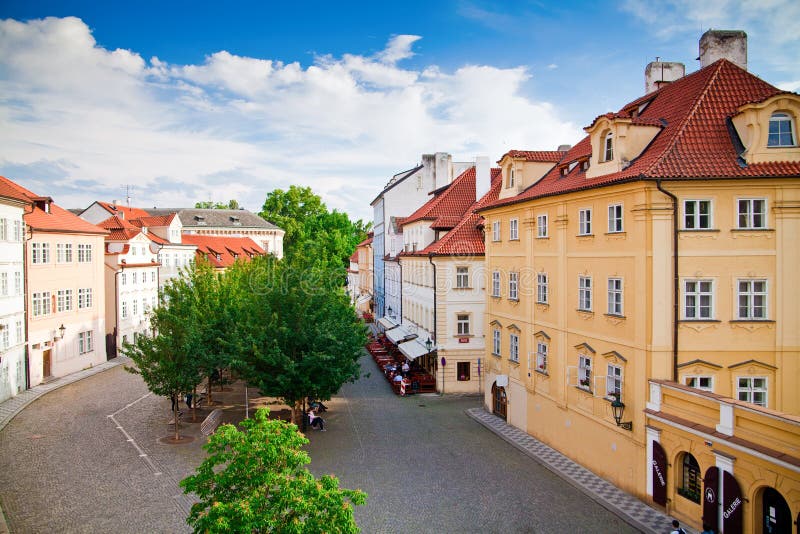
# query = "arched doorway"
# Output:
<box><xmin>492</xmin><ymin>382</ymin><xmax>507</xmax><ymax>420</ymax></box>
<box><xmin>761</xmin><ymin>487</ymin><xmax>791</xmax><ymax>534</ymax></box>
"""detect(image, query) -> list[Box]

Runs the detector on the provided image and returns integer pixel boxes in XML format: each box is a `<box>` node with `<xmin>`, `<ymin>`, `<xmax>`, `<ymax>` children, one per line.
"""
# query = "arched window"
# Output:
<box><xmin>768</xmin><ymin>112</ymin><xmax>796</xmax><ymax>147</ymax></box>
<box><xmin>678</xmin><ymin>453</ymin><xmax>701</xmax><ymax>503</ymax></box>
<box><xmin>603</xmin><ymin>131</ymin><xmax>614</xmax><ymax>161</ymax></box>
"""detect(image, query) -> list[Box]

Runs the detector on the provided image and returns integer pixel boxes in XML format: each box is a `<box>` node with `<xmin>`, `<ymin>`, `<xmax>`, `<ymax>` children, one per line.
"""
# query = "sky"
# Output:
<box><xmin>1</xmin><ymin>1</ymin><xmax>798</xmax><ymax>223</ymax></box>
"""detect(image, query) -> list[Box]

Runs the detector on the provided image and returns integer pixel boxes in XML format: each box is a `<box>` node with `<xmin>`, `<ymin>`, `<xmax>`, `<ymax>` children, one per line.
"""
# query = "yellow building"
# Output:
<box><xmin>355</xmin><ymin>232</ymin><xmax>373</xmax><ymax>313</ymax></box>
<box><xmin>479</xmin><ymin>32</ymin><xmax>800</xmax><ymax>533</ymax></box>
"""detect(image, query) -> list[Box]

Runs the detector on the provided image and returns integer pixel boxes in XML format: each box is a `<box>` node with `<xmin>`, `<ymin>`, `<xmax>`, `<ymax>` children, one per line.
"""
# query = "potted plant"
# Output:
<box><xmin>580</xmin><ymin>378</ymin><xmax>591</xmax><ymax>388</ymax></box>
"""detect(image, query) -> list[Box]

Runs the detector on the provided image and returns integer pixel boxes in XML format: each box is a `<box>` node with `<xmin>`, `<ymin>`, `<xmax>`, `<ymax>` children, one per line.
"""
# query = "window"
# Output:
<box><xmin>14</xmin><ymin>272</ymin><xmax>21</xmax><ymax>295</ymax></box>
<box><xmin>133</xmin><ymin>299</ymin><xmax>138</xmax><ymax>316</ymax></box>
<box><xmin>77</xmin><ymin>244</ymin><xmax>92</xmax><ymax>263</ymax></box>
<box><xmin>56</xmin><ymin>243</ymin><xmax>72</xmax><ymax>263</ymax></box>
<box><xmin>492</xmin><ymin>221</ymin><xmax>501</xmax><ymax>241</ymax></box>
<box><xmin>768</xmin><ymin>112</ymin><xmax>796</xmax><ymax>147</ymax></box>
<box><xmin>579</xmin><ymin>209</ymin><xmax>592</xmax><ymax>235</ymax></box>
<box><xmin>13</xmin><ymin>220</ymin><xmax>21</xmax><ymax>242</ymax></box>
<box><xmin>57</xmin><ymin>289</ymin><xmax>73</xmax><ymax>312</ymax></box>
<box><xmin>151</xmin><ymin>271</ymin><xmax>156</xmax><ymax>282</ymax></box>
<box><xmin>0</xmin><ymin>219</ymin><xmax>6</xmax><ymax>240</ymax></box>
<box><xmin>536</xmin><ymin>273</ymin><xmax>548</xmax><ymax>304</ymax></box>
<box><xmin>121</xmin><ymin>273</ymin><xmax>127</xmax><ymax>285</ymax></box>
<box><xmin>737</xmin><ymin>279</ymin><xmax>767</xmax><ymax>319</ymax></box>
<box><xmin>78</xmin><ymin>288</ymin><xmax>92</xmax><ymax>309</ymax></box>
<box><xmin>455</xmin><ymin>267</ymin><xmax>469</xmax><ymax>288</ymax></box>
<box><xmin>32</xmin><ymin>242</ymin><xmax>50</xmax><ymax>264</ymax></box>
<box><xmin>536</xmin><ymin>342</ymin><xmax>548</xmax><ymax>372</ymax></box>
<box><xmin>679</xmin><ymin>454</ymin><xmax>702</xmax><ymax>503</ymax></box>
<box><xmin>685</xmin><ymin>376</ymin><xmax>713</xmax><ymax>392</ymax></box>
<box><xmin>457</xmin><ymin>362</ymin><xmax>470</xmax><ymax>381</ymax></box>
<box><xmin>607</xmin><ymin>364</ymin><xmax>622</xmax><ymax>397</ymax></box>
<box><xmin>507</xmin><ymin>167</ymin><xmax>515</xmax><ymax>188</ymax></box>
<box><xmin>607</xmin><ymin>278</ymin><xmax>623</xmax><ymax>316</ymax></box>
<box><xmin>121</xmin><ymin>301</ymin><xmax>128</xmax><ymax>319</ymax></box>
<box><xmin>509</xmin><ymin>333</ymin><xmax>519</xmax><ymax>362</ymax></box>
<box><xmin>578</xmin><ymin>276</ymin><xmax>592</xmax><ymax>311</ymax></box>
<box><xmin>683</xmin><ymin>200</ymin><xmax>712</xmax><ymax>230</ymax></box>
<box><xmin>603</xmin><ymin>131</ymin><xmax>614</xmax><ymax>161</ymax></box>
<box><xmin>0</xmin><ymin>273</ymin><xmax>6</xmax><ymax>296</ymax></box>
<box><xmin>684</xmin><ymin>280</ymin><xmax>713</xmax><ymax>319</ymax></box>
<box><xmin>579</xmin><ymin>354</ymin><xmax>592</xmax><ymax>389</ymax></box>
<box><xmin>737</xmin><ymin>377</ymin><xmax>767</xmax><ymax>407</ymax></box>
<box><xmin>737</xmin><ymin>198</ymin><xmax>767</xmax><ymax>229</ymax></box>
<box><xmin>607</xmin><ymin>204</ymin><xmax>623</xmax><ymax>233</ymax></box>
<box><xmin>491</xmin><ymin>271</ymin><xmax>500</xmax><ymax>297</ymax></box>
<box><xmin>457</xmin><ymin>314</ymin><xmax>470</xmax><ymax>335</ymax></box>
<box><xmin>537</xmin><ymin>214</ymin><xmax>548</xmax><ymax>238</ymax></box>
<box><xmin>509</xmin><ymin>272</ymin><xmax>519</xmax><ymax>301</ymax></box>
<box><xmin>15</xmin><ymin>320</ymin><xmax>22</xmax><ymax>346</ymax></box>
<box><xmin>32</xmin><ymin>291</ymin><xmax>51</xmax><ymax>317</ymax></box>
<box><xmin>492</xmin><ymin>329</ymin><xmax>501</xmax><ymax>356</ymax></box>
<box><xmin>132</xmin><ymin>272</ymin><xmax>138</xmax><ymax>284</ymax></box>
<box><xmin>131</xmin><ymin>246</ymin><xmax>137</xmax><ymax>256</ymax></box>
<box><xmin>78</xmin><ymin>331</ymin><xmax>93</xmax><ymax>354</ymax></box>
<box><xmin>0</xmin><ymin>322</ymin><xmax>7</xmax><ymax>350</ymax></box>
<box><xmin>509</xmin><ymin>218</ymin><xmax>519</xmax><ymax>240</ymax></box>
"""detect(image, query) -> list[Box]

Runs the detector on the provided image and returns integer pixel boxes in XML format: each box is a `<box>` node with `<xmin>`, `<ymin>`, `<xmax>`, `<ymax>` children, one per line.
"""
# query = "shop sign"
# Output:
<box><xmin>651</xmin><ymin>442</ymin><xmax>667</xmax><ymax>506</ymax></box>
<box><xmin>703</xmin><ymin>466</ymin><xmax>719</xmax><ymax>533</ymax></box>
<box><xmin>722</xmin><ymin>470</ymin><xmax>743</xmax><ymax>534</ymax></box>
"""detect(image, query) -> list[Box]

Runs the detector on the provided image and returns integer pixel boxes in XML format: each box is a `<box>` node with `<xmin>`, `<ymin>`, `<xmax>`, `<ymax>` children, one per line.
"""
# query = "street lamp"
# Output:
<box><xmin>58</xmin><ymin>324</ymin><xmax>66</xmax><ymax>340</ymax></box>
<box><xmin>425</xmin><ymin>337</ymin><xmax>433</xmax><ymax>352</ymax></box>
<box><xmin>610</xmin><ymin>395</ymin><xmax>633</xmax><ymax>431</ymax></box>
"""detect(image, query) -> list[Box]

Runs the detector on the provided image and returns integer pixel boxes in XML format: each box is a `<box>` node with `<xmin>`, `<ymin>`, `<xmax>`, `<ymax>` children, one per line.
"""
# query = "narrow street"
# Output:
<box><xmin>0</xmin><ymin>355</ymin><xmax>638</xmax><ymax>533</ymax></box>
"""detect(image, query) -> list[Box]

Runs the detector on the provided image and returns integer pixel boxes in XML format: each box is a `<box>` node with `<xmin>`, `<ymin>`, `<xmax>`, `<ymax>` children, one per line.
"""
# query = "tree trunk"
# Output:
<box><xmin>191</xmin><ymin>385</ymin><xmax>197</xmax><ymax>423</ymax></box>
<box><xmin>173</xmin><ymin>397</ymin><xmax>180</xmax><ymax>441</ymax></box>
<box><xmin>207</xmin><ymin>375</ymin><xmax>213</xmax><ymax>404</ymax></box>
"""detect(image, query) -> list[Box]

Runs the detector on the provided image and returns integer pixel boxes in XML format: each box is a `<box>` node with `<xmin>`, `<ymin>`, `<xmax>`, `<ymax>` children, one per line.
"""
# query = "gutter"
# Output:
<box><xmin>656</xmin><ymin>179</ymin><xmax>679</xmax><ymax>382</ymax></box>
<box><xmin>22</xmin><ymin>205</ymin><xmax>34</xmax><ymax>390</ymax></box>
<box><xmin>427</xmin><ymin>254</ymin><xmax>437</xmax><ymax>346</ymax></box>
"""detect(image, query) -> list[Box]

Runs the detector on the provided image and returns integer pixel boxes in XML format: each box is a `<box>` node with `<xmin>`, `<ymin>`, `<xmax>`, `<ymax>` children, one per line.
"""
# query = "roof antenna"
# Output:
<box><xmin>123</xmin><ymin>185</ymin><xmax>133</xmax><ymax>207</ymax></box>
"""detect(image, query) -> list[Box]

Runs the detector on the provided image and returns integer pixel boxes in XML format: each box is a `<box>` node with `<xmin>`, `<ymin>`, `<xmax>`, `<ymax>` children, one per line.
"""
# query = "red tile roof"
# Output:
<box><xmin>0</xmin><ymin>178</ymin><xmax>31</xmax><ymax>205</ymax></box>
<box><xmin>96</xmin><ymin>201</ymin><xmax>151</xmax><ymax>220</ymax></box>
<box><xmin>481</xmin><ymin>59</ymin><xmax>800</xmax><ymax>211</ymax></box>
<box><xmin>99</xmin><ymin>215</ymin><xmax>142</xmax><ymax>241</ymax></box>
<box><xmin>130</xmin><ymin>214</ymin><xmax>176</xmax><ymax>227</ymax></box>
<box><xmin>405</xmin><ymin>168</ymin><xmax>502</xmax><ymax>256</ymax></box>
<box><xmin>402</xmin><ymin>167</ymin><xmax>482</xmax><ymax>227</ymax></box>
<box><xmin>349</xmin><ymin>251</ymin><xmax>359</xmax><ymax>262</ymax></box>
<box><xmin>498</xmin><ymin>150</ymin><xmax>567</xmax><ymax>163</ymax></box>
<box><xmin>356</xmin><ymin>235</ymin><xmax>373</xmax><ymax>247</ymax></box>
<box><xmin>181</xmin><ymin>235</ymin><xmax>265</xmax><ymax>268</ymax></box>
<box><xmin>0</xmin><ymin>176</ymin><xmax>107</xmax><ymax>235</ymax></box>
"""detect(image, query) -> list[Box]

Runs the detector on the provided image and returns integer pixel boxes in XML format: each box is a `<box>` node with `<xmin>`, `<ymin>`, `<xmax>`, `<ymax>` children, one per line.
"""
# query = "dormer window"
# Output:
<box><xmin>768</xmin><ymin>112</ymin><xmax>796</xmax><ymax>147</ymax></box>
<box><xmin>603</xmin><ymin>131</ymin><xmax>614</xmax><ymax>161</ymax></box>
<box><xmin>507</xmin><ymin>167</ymin><xmax>515</xmax><ymax>188</ymax></box>
<box><xmin>580</xmin><ymin>159</ymin><xmax>590</xmax><ymax>172</ymax></box>
<box><xmin>195</xmin><ymin>215</ymin><xmax>206</xmax><ymax>226</ymax></box>
<box><xmin>560</xmin><ymin>166</ymin><xmax>569</xmax><ymax>177</ymax></box>
<box><xmin>230</xmin><ymin>216</ymin><xmax>241</xmax><ymax>226</ymax></box>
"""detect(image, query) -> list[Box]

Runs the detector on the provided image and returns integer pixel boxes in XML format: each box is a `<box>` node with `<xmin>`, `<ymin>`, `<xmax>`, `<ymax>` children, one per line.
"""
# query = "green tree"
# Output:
<box><xmin>259</xmin><ymin>186</ymin><xmax>327</xmax><ymax>251</ymax></box>
<box><xmin>180</xmin><ymin>408</ymin><xmax>366</xmax><ymax>533</ymax></box>
<box><xmin>123</xmin><ymin>273</ymin><xmax>206</xmax><ymax>439</ymax></box>
<box><xmin>232</xmin><ymin>256</ymin><xmax>366</xmax><ymax>423</ymax></box>
<box><xmin>195</xmin><ymin>199</ymin><xmax>240</xmax><ymax>209</ymax></box>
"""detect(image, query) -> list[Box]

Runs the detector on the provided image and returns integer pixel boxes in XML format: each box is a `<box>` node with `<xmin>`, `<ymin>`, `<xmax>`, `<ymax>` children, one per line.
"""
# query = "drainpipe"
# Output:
<box><xmin>427</xmin><ymin>253</ymin><xmax>438</xmax><ymax>389</ymax></box>
<box><xmin>398</xmin><ymin>258</ymin><xmax>403</xmax><ymax>322</ymax></box>
<box><xmin>656</xmin><ymin>179</ymin><xmax>679</xmax><ymax>382</ymax></box>
<box><xmin>22</xmin><ymin>204</ymin><xmax>33</xmax><ymax>390</ymax></box>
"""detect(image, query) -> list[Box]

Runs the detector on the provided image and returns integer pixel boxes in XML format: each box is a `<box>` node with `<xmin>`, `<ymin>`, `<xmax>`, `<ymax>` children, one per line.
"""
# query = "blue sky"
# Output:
<box><xmin>1</xmin><ymin>1</ymin><xmax>798</xmax><ymax>222</ymax></box>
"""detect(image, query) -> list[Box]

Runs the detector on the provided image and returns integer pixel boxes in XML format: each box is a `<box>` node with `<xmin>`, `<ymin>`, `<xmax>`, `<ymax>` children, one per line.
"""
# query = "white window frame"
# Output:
<box><xmin>768</xmin><ymin>112</ymin><xmax>796</xmax><ymax>147</ymax></box>
<box><xmin>77</xmin><ymin>244</ymin><xmax>92</xmax><ymax>263</ymax></box>
<box><xmin>132</xmin><ymin>272</ymin><xmax>138</xmax><ymax>284</ymax></box>
<box><xmin>737</xmin><ymin>376</ymin><xmax>767</xmax><ymax>407</ymax></box>
<box><xmin>683</xmin><ymin>200</ymin><xmax>712</xmax><ymax>230</ymax></box>
<box><xmin>578</xmin><ymin>276</ymin><xmax>592</xmax><ymax>311</ymax></box>
<box><xmin>607</xmin><ymin>363</ymin><xmax>622</xmax><ymax>398</ymax></box>
<box><xmin>603</xmin><ymin>131</ymin><xmax>614</xmax><ymax>161</ymax></box>
<box><xmin>57</xmin><ymin>289</ymin><xmax>73</xmax><ymax>312</ymax></box>
<box><xmin>14</xmin><ymin>271</ymin><xmax>21</xmax><ymax>295</ymax></box>
<box><xmin>683</xmin><ymin>279</ymin><xmax>714</xmax><ymax>320</ymax></box>
<box><xmin>492</xmin><ymin>221</ymin><xmax>501</xmax><ymax>242</ymax></box>
<box><xmin>13</xmin><ymin>220</ymin><xmax>22</xmax><ymax>242</ymax></box>
<box><xmin>456</xmin><ymin>314</ymin><xmax>470</xmax><ymax>335</ymax></box>
<box><xmin>578</xmin><ymin>209</ymin><xmax>592</xmax><ymax>235</ymax></box>
<box><xmin>32</xmin><ymin>242</ymin><xmax>50</xmax><ymax>264</ymax></box>
<box><xmin>121</xmin><ymin>273</ymin><xmax>127</xmax><ymax>286</ymax></box>
<box><xmin>78</xmin><ymin>331</ymin><xmax>93</xmax><ymax>354</ymax></box>
<box><xmin>737</xmin><ymin>279</ymin><xmax>767</xmax><ymax>320</ymax></box>
<box><xmin>536</xmin><ymin>214</ymin><xmax>548</xmax><ymax>238</ymax></box>
<box><xmin>121</xmin><ymin>300</ymin><xmax>128</xmax><ymax>319</ymax></box>
<box><xmin>78</xmin><ymin>288</ymin><xmax>92</xmax><ymax>309</ymax></box>
<box><xmin>536</xmin><ymin>273</ymin><xmax>548</xmax><ymax>304</ymax></box>
<box><xmin>536</xmin><ymin>341</ymin><xmax>548</xmax><ymax>372</ymax></box>
<box><xmin>607</xmin><ymin>204</ymin><xmax>623</xmax><ymax>233</ymax></box>
<box><xmin>491</xmin><ymin>271</ymin><xmax>501</xmax><ymax>297</ymax></box>
<box><xmin>508</xmin><ymin>167</ymin><xmax>515</xmax><ymax>188</ymax></box>
<box><xmin>737</xmin><ymin>198</ymin><xmax>767</xmax><ymax>229</ymax></box>
<box><xmin>492</xmin><ymin>329</ymin><xmax>501</xmax><ymax>356</ymax></box>
<box><xmin>509</xmin><ymin>218</ymin><xmax>519</xmax><ymax>240</ymax></box>
<box><xmin>607</xmin><ymin>278</ymin><xmax>623</xmax><ymax>316</ymax></box>
<box><xmin>578</xmin><ymin>354</ymin><xmax>592</xmax><ymax>389</ymax></box>
<box><xmin>455</xmin><ymin>266</ymin><xmax>469</xmax><ymax>289</ymax></box>
<box><xmin>33</xmin><ymin>291</ymin><xmax>51</xmax><ymax>317</ymax></box>
<box><xmin>509</xmin><ymin>272</ymin><xmax>519</xmax><ymax>301</ymax></box>
<box><xmin>685</xmin><ymin>376</ymin><xmax>714</xmax><ymax>392</ymax></box>
<box><xmin>0</xmin><ymin>273</ymin><xmax>6</xmax><ymax>296</ymax></box>
<box><xmin>56</xmin><ymin>243</ymin><xmax>73</xmax><ymax>263</ymax></box>
<box><xmin>509</xmin><ymin>333</ymin><xmax>519</xmax><ymax>363</ymax></box>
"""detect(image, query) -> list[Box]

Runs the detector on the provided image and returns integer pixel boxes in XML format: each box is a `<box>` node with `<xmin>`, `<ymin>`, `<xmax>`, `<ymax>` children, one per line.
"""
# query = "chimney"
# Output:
<box><xmin>699</xmin><ymin>30</ymin><xmax>747</xmax><ymax>70</ymax></box>
<box><xmin>433</xmin><ymin>152</ymin><xmax>453</xmax><ymax>191</ymax></box>
<box><xmin>644</xmin><ymin>60</ymin><xmax>685</xmax><ymax>94</ymax></box>
<box><xmin>475</xmin><ymin>156</ymin><xmax>490</xmax><ymax>201</ymax></box>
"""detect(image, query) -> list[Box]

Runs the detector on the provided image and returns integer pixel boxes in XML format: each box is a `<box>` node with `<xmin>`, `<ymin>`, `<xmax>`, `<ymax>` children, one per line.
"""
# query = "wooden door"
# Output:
<box><xmin>43</xmin><ymin>349</ymin><xmax>52</xmax><ymax>378</ymax></box>
<box><xmin>492</xmin><ymin>383</ymin><xmax>507</xmax><ymax>420</ymax></box>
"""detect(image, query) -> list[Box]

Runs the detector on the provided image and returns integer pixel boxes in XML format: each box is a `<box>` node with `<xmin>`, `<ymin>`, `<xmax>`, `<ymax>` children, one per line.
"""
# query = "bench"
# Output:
<box><xmin>200</xmin><ymin>409</ymin><xmax>224</xmax><ymax>436</ymax></box>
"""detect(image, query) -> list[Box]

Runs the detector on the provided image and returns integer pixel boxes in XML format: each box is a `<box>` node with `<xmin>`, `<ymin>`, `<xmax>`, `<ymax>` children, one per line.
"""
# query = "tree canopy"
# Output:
<box><xmin>181</xmin><ymin>408</ymin><xmax>366</xmax><ymax>533</ymax></box>
<box><xmin>195</xmin><ymin>199</ymin><xmax>240</xmax><ymax>209</ymax></box>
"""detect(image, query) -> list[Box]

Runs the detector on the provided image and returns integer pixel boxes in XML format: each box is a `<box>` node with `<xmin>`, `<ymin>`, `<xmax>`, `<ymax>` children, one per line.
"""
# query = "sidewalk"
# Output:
<box><xmin>0</xmin><ymin>356</ymin><xmax>130</xmax><ymax>534</ymax></box>
<box><xmin>466</xmin><ymin>407</ymin><xmax>696</xmax><ymax>534</ymax></box>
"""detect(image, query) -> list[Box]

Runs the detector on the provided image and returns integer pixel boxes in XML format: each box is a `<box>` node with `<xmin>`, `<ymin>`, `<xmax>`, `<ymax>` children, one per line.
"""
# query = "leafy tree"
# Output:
<box><xmin>181</xmin><ymin>408</ymin><xmax>366</xmax><ymax>533</ymax></box>
<box><xmin>123</xmin><ymin>274</ymin><xmax>206</xmax><ymax>439</ymax></box>
<box><xmin>195</xmin><ymin>199</ymin><xmax>240</xmax><ymax>209</ymax></box>
<box><xmin>259</xmin><ymin>186</ymin><xmax>327</xmax><ymax>250</ymax></box>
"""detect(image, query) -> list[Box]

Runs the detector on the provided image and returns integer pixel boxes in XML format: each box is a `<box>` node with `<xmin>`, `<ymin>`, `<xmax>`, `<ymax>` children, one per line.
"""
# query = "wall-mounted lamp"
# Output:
<box><xmin>58</xmin><ymin>324</ymin><xmax>66</xmax><ymax>339</ymax></box>
<box><xmin>425</xmin><ymin>337</ymin><xmax>433</xmax><ymax>353</ymax></box>
<box><xmin>610</xmin><ymin>396</ymin><xmax>633</xmax><ymax>431</ymax></box>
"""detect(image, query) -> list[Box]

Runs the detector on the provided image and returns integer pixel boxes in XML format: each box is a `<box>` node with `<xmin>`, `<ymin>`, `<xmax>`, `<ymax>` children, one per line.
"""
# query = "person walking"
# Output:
<box><xmin>670</xmin><ymin>519</ymin><xmax>687</xmax><ymax>534</ymax></box>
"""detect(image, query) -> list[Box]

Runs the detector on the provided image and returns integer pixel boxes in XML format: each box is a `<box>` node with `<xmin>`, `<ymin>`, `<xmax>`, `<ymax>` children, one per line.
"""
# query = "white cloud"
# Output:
<box><xmin>0</xmin><ymin>17</ymin><xmax>579</xmax><ymax>221</ymax></box>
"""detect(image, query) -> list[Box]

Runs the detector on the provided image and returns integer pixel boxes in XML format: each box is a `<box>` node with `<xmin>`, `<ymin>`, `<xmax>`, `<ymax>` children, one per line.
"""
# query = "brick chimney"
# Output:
<box><xmin>475</xmin><ymin>156</ymin><xmax>490</xmax><ymax>201</ymax></box>
<box><xmin>699</xmin><ymin>30</ymin><xmax>747</xmax><ymax>70</ymax></box>
<box><xmin>645</xmin><ymin>61</ymin><xmax>685</xmax><ymax>94</ymax></box>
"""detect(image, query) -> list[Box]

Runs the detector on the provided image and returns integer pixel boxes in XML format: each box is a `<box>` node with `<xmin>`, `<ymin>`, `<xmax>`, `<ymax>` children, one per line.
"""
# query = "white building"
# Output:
<box><xmin>0</xmin><ymin>183</ymin><xmax>29</xmax><ymax>401</ymax></box>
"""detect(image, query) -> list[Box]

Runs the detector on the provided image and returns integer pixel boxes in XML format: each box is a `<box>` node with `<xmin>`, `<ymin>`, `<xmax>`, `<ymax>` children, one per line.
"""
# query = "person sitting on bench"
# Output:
<box><xmin>308</xmin><ymin>408</ymin><xmax>326</xmax><ymax>431</ymax></box>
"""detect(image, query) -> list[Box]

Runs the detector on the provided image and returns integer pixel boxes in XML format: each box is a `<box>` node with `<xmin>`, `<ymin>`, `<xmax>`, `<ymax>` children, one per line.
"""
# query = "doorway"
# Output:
<box><xmin>492</xmin><ymin>382</ymin><xmax>507</xmax><ymax>420</ymax></box>
<box><xmin>43</xmin><ymin>349</ymin><xmax>51</xmax><ymax>378</ymax></box>
<box><xmin>762</xmin><ymin>487</ymin><xmax>791</xmax><ymax>534</ymax></box>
